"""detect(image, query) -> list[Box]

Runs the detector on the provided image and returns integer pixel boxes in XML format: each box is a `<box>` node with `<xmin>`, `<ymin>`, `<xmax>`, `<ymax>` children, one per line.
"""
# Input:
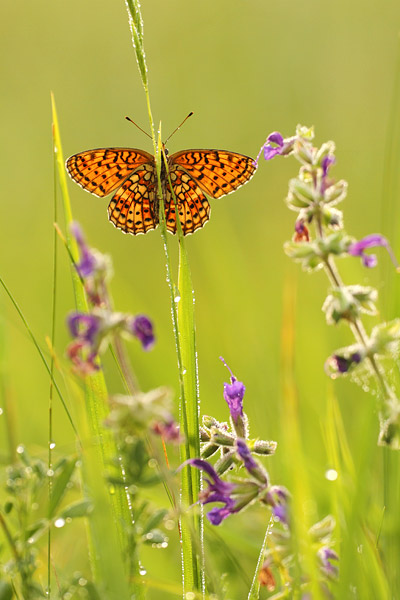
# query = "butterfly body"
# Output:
<box><xmin>66</xmin><ymin>145</ymin><xmax>256</xmax><ymax>236</ymax></box>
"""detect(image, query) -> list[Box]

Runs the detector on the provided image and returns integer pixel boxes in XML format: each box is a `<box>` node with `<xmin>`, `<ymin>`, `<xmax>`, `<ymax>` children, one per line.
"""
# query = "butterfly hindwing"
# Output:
<box><xmin>108</xmin><ymin>163</ymin><xmax>158</xmax><ymax>235</ymax></box>
<box><xmin>164</xmin><ymin>165</ymin><xmax>211</xmax><ymax>235</ymax></box>
<box><xmin>66</xmin><ymin>148</ymin><xmax>153</xmax><ymax>197</ymax></box>
<box><xmin>170</xmin><ymin>150</ymin><xmax>257</xmax><ymax>199</ymax></box>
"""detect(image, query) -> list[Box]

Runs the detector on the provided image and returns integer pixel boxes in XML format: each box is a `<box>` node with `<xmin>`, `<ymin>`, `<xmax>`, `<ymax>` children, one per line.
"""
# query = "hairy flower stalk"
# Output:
<box><xmin>257</xmin><ymin>126</ymin><xmax>400</xmax><ymax>448</ymax></box>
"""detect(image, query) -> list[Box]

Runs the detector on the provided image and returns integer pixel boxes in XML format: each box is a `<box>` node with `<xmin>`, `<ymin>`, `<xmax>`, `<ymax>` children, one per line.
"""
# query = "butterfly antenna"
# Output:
<box><xmin>164</xmin><ymin>112</ymin><xmax>194</xmax><ymax>145</ymax></box>
<box><xmin>125</xmin><ymin>116</ymin><xmax>152</xmax><ymax>140</ymax></box>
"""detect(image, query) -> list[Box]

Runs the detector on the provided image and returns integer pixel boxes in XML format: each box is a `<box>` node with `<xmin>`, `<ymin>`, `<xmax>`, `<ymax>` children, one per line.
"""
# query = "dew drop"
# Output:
<box><xmin>357</xmin><ymin>544</ymin><xmax>363</xmax><ymax>554</ymax></box>
<box><xmin>78</xmin><ymin>577</ymin><xmax>87</xmax><ymax>586</ymax></box>
<box><xmin>49</xmin><ymin>442</ymin><xmax>56</xmax><ymax>450</ymax></box>
<box><xmin>325</xmin><ymin>468</ymin><xmax>338</xmax><ymax>481</ymax></box>
<box><xmin>16</xmin><ymin>445</ymin><xmax>24</xmax><ymax>454</ymax></box>
<box><xmin>139</xmin><ymin>565</ymin><xmax>147</xmax><ymax>576</ymax></box>
<box><xmin>54</xmin><ymin>518</ymin><xmax>65</xmax><ymax>528</ymax></box>
<box><xmin>185</xmin><ymin>593</ymin><xmax>196</xmax><ymax>600</ymax></box>
<box><xmin>174</xmin><ymin>295</ymin><xmax>181</xmax><ymax>303</ymax></box>
<box><xmin>47</xmin><ymin>469</ymin><xmax>54</xmax><ymax>478</ymax></box>
<box><xmin>0</xmin><ymin>408</ymin><xmax>3</xmax><ymax>416</ymax></box>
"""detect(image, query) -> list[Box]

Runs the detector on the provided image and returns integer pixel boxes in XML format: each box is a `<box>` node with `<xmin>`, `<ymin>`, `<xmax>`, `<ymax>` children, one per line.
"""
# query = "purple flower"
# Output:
<box><xmin>348</xmin><ymin>234</ymin><xmax>399</xmax><ymax>269</ymax></box>
<box><xmin>266</xmin><ymin>485</ymin><xmax>290</xmax><ymax>525</ymax></box>
<box><xmin>66</xmin><ymin>340</ymin><xmax>99</xmax><ymax>376</ymax></box>
<box><xmin>236</xmin><ymin>439</ymin><xmax>269</xmax><ymax>485</ymax></box>
<box><xmin>67</xmin><ymin>313</ymin><xmax>100</xmax><ymax>345</ymax></box>
<box><xmin>236</xmin><ymin>439</ymin><xmax>257</xmax><ymax>471</ymax></box>
<box><xmin>70</xmin><ymin>222</ymin><xmax>98</xmax><ymax>279</ymax></box>
<box><xmin>254</xmin><ymin>132</ymin><xmax>284</xmax><ymax>166</ymax></box>
<box><xmin>320</xmin><ymin>155</ymin><xmax>336</xmax><ymax>194</ymax></box>
<box><xmin>220</xmin><ymin>357</ymin><xmax>245</xmax><ymax>423</ymax></box>
<box><xmin>184</xmin><ymin>459</ymin><xmax>237</xmax><ymax>525</ymax></box>
<box><xmin>332</xmin><ymin>352</ymin><xmax>361</xmax><ymax>374</ymax></box>
<box><xmin>66</xmin><ymin>312</ymin><xmax>101</xmax><ymax>376</ymax></box>
<box><xmin>294</xmin><ymin>219</ymin><xmax>310</xmax><ymax>242</ymax></box>
<box><xmin>152</xmin><ymin>419</ymin><xmax>181</xmax><ymax>443</ymax></box>
<box><xmin>129</xmin><ymin>315</ymin><xmax>155</xmax><ymax>351</ymax></box>
<box><xmin>321</xmin><ymin>155</ymin><xmax>335</xmax><ymax>177</ymax></box>
<box><xmin>318</xmin><ymin>546</ymin><xmax>339</xmax><ymax>578</ymax></box>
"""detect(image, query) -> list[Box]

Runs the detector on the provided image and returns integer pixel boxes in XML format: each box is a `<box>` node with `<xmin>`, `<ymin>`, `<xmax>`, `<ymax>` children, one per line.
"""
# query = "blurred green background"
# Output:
<box><xmin>2</xmin><ymin>0</ymin><xmax>400</xmax><ymax>597</ymax></box>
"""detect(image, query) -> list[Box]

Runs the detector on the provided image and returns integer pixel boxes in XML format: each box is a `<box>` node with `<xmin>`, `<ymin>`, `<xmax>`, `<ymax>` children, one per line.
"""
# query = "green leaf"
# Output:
<box><xmin>142</xmin><ymin>509</ymin><xmax>168</xmax><ymax>534</ymax></box>
<box><xmin>60</xmin><ymin>499</ymin><xmax>93</xmax><ymax>519</ymax></box>
<box><xmin>48</xmin><ymin>456</ymin><xmax>77</xmax><ymax>518</ymax></box>
<box><xmin>142</xmin><ymin>528</ymin><xmax>167</xmax><ymax>545</ymax></box>
<box><xmin>23</xmin><ymin>519</ymin><xmax>49</xmax><ymax>543</ymax></box>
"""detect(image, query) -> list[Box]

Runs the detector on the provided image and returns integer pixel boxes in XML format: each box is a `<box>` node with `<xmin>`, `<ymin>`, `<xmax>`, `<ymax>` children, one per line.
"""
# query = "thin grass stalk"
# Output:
<box><xmin>380</xmin><ymin>36</ymin><xmax>400</xmax><ymax>598</ymax></box>
<box><xmin>46</xmin><ymin>123</ymin><xmax>59</xmax><ymax>598</ymax></box>
<box><xmin>280</xmin><ymin>274</ymin><xmax>323</xmax><ymax>599</ymax></box>
<box><xmin>123</xmin><ymin>0</ymin><xmax>203</xmax><ymax>591</ymax></box>
<box><xmin>0</xmin><ymin>274</ymin><xmax>78</xmax><ymax>440</ymax></box>
<box><xmin>161</xmin><ymin>147</ymin><xmax>202</xmax><ymax>591</ymax></box>
<box><xmin>0</xmin><ymin>301</ymin><xmax>16</xmax><ymax>464</ymax></box>
<box><xmin>51</xmin><ymin>94</ymin><xmax>139</xmax><ymax>598</ymax></box>
<box><xmin>247</xmin><ymin>517</ymin><xmax>274</xmax><ymax>600</ymax></box>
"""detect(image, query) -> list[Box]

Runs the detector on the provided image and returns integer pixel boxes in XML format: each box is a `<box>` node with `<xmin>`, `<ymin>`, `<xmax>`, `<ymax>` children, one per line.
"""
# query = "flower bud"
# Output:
<box><xmin>324</xmin><ymin>179</ymin><xmax>348</xmax><ymax>205</ymax></box>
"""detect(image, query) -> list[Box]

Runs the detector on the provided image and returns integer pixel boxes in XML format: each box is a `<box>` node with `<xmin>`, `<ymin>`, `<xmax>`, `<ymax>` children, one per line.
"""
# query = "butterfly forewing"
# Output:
<box><xmin>170</xmin><ymin>150</ymin><xmax>257</xmax><ymax>199</ymax></box>
<box><xmin>66</xmin><ymin>148</ymin><xmax>153</xmax><ymax>197</ymax></box>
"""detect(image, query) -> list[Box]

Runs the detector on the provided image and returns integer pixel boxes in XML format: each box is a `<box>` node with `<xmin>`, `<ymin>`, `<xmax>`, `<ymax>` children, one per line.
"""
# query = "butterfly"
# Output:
<box><xmin>66</xmin><ymin>141</ymin><xmax>256</xmax><ymax>236</ymax></box>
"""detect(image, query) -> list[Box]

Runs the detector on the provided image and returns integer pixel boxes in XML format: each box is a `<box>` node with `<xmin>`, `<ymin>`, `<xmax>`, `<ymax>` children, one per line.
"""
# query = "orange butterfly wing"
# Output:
<box><xmin>170</xmin><ymin>149</ymin><xmax>257</xmax><ymax>199</ymax></box>
<box><xmin>164</xmin><ymin>164</ymin><xmax>210</xmax><ymax>235</ymax></box>
<box><xmin>66</xmin><ymin>146</ymin><xmax>256</xmax><ymax>236</ymax></box>
<box><xmin>66</xmin><ymin>148</ymin><xmax>153</xmax><ymax>197</ymax></box>
<box><xmin>108</xmin><ymin>163</ymin><xmax>158</xmax><ymax>235</ymax></box>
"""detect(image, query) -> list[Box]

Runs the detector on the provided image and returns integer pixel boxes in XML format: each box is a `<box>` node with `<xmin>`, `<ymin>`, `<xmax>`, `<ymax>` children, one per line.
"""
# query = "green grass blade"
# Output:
<box><xmin>177</xmin><ymin>236</ymin><xmax>202</xmax><ymax>592</ymax></box>
<box><xmin>247</xmin><ymin>519</ymin><xmax>274</xmax><ymax>600</ymax></box>
<box><xmin>0</xmin><ymin>274</ymin><xmax>78</xmax><ymax>439</ymax></box>
<box><xmin>51</xmin><ymin>93</ymin><xmax>140</xmax><ymax>599</ymax></box>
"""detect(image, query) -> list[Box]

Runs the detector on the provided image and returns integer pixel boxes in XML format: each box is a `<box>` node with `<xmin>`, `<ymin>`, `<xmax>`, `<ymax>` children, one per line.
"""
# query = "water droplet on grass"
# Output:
<box><xmin>54</xmin><ymin>518</ymin><xmax>65</xmax><ymax>528</ymax></box>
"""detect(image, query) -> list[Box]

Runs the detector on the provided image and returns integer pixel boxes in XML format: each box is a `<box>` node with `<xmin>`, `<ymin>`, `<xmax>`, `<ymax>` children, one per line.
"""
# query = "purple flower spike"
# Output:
<box><xmin>67</xmin><ymin>313</ymin><xmax>100</xmax><ymax>344</ymax></box>
<box><xmin>348</xmin><ymin>234</ymin><xmax>399</xmax><ymax>269</ymax></box>
<box><xmin>130</xmin><ymin>315</ymin><xmax>155</xmax><ymax>351</ymax></box>
<box><xmin>70</xmin><ymin>222</ymin><xmax>97</xmax><ymax>279</ymax></box>
<box><xmin>220</xmin><ymin>357</ymin><xmax>245</xmax><ymax>423</ymax></box>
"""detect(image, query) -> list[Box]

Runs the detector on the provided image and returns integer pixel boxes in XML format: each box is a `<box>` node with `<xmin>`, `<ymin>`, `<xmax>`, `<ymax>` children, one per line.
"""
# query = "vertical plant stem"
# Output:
<box><xmin>124</xmin><ymin>0</ymin><xmax>203</xmax><ymax>589</ymax></box>
<box><xmin>316</xmin><ymin>215</ymin><xmax>397</xmax><ymax>407</ymax></box>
